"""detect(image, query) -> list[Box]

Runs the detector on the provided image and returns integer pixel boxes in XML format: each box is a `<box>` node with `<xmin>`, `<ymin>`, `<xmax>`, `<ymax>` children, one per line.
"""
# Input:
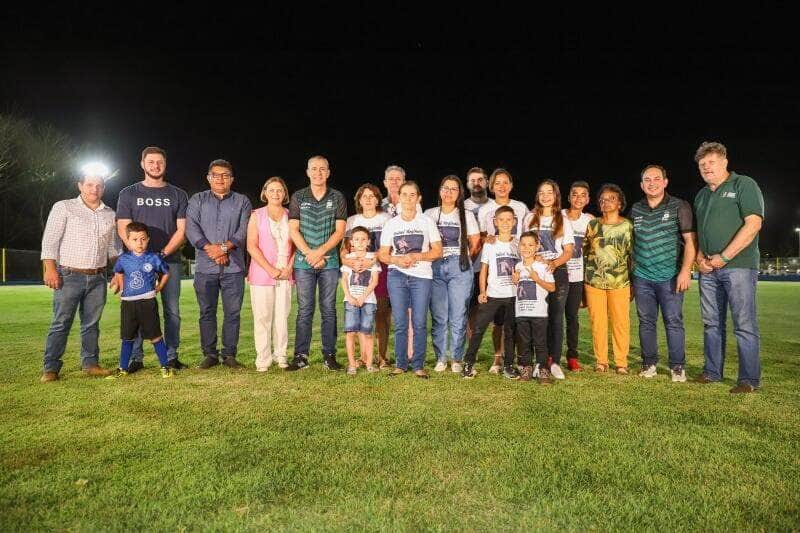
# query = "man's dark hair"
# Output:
<box><xmin>640</xmin><ymin>164</ymin><xmax>668</xmax><ymax>181</ymax></box>
<box><xmin>141</xmin><ymin>146</ymin><xmax>167</xmax><ymax>161</ymax></box>
<box><xmin>126</xmin><ymin>221</ymin><xmax>150</xmax><ymax>237</ymax></box>
<box><xmin>208</xmin><ymin>159</ymin><xmax>234</xmax><ymax>174</ymax></box>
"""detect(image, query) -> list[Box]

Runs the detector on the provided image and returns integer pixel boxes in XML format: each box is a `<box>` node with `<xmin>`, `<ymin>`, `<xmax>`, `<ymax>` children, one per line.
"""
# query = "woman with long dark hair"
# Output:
<box><xmin>524</xmin><ymin>179</ymin><xmax>575</xmax><ymax>379</ymax></box>
<box><xmin>424</xmin><ymin>175</ymin><xmax>480</xmax><ymax>373</ymax></box>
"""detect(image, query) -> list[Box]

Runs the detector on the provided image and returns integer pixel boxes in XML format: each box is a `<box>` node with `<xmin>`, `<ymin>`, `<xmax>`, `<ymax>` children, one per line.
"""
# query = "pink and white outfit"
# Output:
<box><xmin>248</xmin><ymin>207</ymin><xmax>294</xmax><ymax>370</ymax></box>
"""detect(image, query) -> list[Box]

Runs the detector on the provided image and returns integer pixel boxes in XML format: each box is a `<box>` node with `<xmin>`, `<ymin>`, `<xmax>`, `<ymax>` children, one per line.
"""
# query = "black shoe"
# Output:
<box><xmin>222</xmin><ymin>356</ymin><xmax>243</xmax><ymax>369</ymax></box>
<box><xmin>503</xmin><ymin>365</ymin><xmax>520</xmax><ymax>380</ymax></box>
<box><xmin>166</xmin><ymin>358</ymin><xmax>188</xmax><ymax>370</ymax></box>
<box><xmin>461</xmin><ymin>363</ymin><xmax>477</xmax><ymax>379</ymax></box>
<box><xmin>285</xmin><ymin>355</ymin><xmax>310</xmax><ymax>371</ymax></box>
<box><xmin>127</xmin><ymin>360</ymin><xmax>144</xmax><ymax>374</ymax></box>
<box><xmin>198</xmin><ymin>356</ymin><xmax>219</xmax><ymax>369</ymax></box>
<box><xmin>323</xmin><ymin>354</ymin><xmax>343</xmax><ymax>371</ymax></box>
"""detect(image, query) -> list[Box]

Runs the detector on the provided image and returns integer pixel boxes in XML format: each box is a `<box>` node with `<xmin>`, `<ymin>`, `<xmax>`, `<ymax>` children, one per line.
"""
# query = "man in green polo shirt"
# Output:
<box><xmin>286</xmin><ymin>155</ymin><xmax>347</xmax><ymax>371</ymax></box>
<box><xmin>631</xmin><ymin>164</ymin><xmax>697</xmax><ymax>383</ymax></box>
<box><xmin>693</xmin><ymin>141</ymin><xmax>764</xmax><ymax>393</ymax></box>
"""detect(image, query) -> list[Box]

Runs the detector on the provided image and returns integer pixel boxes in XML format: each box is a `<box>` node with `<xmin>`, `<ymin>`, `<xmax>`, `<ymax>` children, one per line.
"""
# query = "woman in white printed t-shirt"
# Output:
<box><xmin>523</xmin><ymin>179</ymin><xmax>575</xmax><ymax>380</ymax></box>
<box><xmin>562</xmin><ymin>180</ymin><xmax>595</xmax><ymax>370</ymax></box>
<box><xmin>474</xmin><ymin>168</ymin><xmax>530</xmax><ymax>371</ymax></box>
<box><xmin>341</xmin><ymin>184</ymin><xmax>392</xmax><ymax>368</ymax></box>
<box><xmin>379</xmin><ymin>181</ymin><xmax>442</xmax><ymax>379</ymax></box>
<box><xmin>424</xmin><ymin>175</ymin><xmax>480</xmax><ymax>374</ymax></box>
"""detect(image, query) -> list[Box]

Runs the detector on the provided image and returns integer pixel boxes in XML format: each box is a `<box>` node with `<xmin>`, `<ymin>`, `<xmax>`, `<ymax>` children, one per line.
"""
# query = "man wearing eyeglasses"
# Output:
<box><xmin>186</xmin><ymin>159</ymin><xmax>252</xmax><ymax>369</ymax></box>
<box><xmin>116</xmin><ymin>146</ymin><xmax>189</xmax><ymax>372</ymax></box>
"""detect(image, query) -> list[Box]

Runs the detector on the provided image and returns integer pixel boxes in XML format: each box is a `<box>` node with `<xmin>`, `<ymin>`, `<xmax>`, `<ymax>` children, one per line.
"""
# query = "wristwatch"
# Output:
<box><xmin>219</xmin><ymin>242</ymin><xmax>229</xmax><ymax>253</ymax></box>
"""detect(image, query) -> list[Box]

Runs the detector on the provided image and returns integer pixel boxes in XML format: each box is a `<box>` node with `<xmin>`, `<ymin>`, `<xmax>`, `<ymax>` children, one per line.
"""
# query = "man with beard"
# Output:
<box><xmin>116</xmin><ymin>146</ymin><xmax>189</xmax><ymax>371</ymax></box>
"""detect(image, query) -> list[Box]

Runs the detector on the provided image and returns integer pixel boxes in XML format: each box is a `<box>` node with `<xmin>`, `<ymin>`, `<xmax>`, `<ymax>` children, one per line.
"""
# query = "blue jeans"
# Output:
<box><xmin>345</xmin><ymin>302</ymin><xmax>377</xmax><ymax>334</ymax></box>
<box><xmin>131</xmin><ymin>261</ymin><xmax>181</xmax><ymax>362</ymax></box>
<box><xmin>42</xmin><ymin>269</ymin><xmax>108</xmax><ymax>373</ymax></box>
<box><xmin>699</xmin><ymin>268</ymin><xmax>760</xmax><ymax>387</ymax></box>
<box><xmin>548</xmin><ymin>267</ymin><xmax>569</xmax><ymax>362</ymax></box>
<box><xmin>633</xmin><ymin>276</ymin><xmax>686</xmax><ymax>368</ymax></box>
<box><xmin>430</xmin><ymin>256</ymin><xmax>473</xmax><ymax>362</ymax></box>
<box><xmin>193</xmin><ymin>271</ymin><xmax>245</xmax><ymax>358</ymax></box>
<box><xmin>388</xmin><ymin>269</ymin><xmax>432</xmax><ymax>371</ymax></box>
<box><xmin>294</xmin><ymin>268</ymin><xmax>339</xmax><ymax>356</ymax></box>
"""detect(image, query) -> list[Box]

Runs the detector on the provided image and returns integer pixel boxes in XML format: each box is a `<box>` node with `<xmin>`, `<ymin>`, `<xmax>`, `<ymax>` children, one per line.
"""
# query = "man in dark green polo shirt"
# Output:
<box><xmin>693</xmin><ymin>142</ymin><xmax>764</xmax><ymax>393</ymax></box>
<box><xmin>286</xmin><ymin>155</ymin><xmax>347</xmax><ymax>371</ymax></box>
<box><xmin>631</xmin><ymin>164</ymin><xmax>697</xmax><ymax>383</ymax></box>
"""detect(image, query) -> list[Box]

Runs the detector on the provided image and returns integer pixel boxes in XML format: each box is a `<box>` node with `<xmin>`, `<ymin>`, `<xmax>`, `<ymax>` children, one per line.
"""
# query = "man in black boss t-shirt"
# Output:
<box><xmin>116</xmin><ymin>146</ymin><xmax>189</xmax><ymax>371</ymax></box>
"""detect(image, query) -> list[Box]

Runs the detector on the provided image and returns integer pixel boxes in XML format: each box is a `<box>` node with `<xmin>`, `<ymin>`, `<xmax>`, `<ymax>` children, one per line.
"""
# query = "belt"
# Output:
<box><xmin>62</xmin><ymin>266</ymin><xmax>106</xmax><ymax>275</ymax></box>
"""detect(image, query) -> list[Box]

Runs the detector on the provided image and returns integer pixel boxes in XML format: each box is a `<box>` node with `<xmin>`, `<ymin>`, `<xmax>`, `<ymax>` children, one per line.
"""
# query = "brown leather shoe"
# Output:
<box><xmin>388</xmin><ymin>367</ymin><xmax>406</xmax><ymax>377</ymax></box>
<box><xmin>413</xmin><ymin>369</ymin><xmax>429</xmax><ymax>379</ymax></box>
<box><xmin>730</xmin><ymin>383</ymin><xmax>756</xmax><ymax>394</ymax></box>
<box><xmin>40</xmin><ymin>371</ymin><xmax>59</xmax><ymax>383</ymax></box>
<box><xmin>695</xmin><ymin>373</ymin><xmax>717</xmax><ymax>384</ymax></box>
<box><xmin>83</xmin><ymin>365</ymin><xmax>112</xmax><ymax>377</ymax></box>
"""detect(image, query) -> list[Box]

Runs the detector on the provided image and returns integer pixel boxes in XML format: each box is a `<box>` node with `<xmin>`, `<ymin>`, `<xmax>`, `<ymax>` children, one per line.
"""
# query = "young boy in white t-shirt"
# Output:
<box><xmin>340</xmin><ymin>226</ymin><xmax>381</xmax><ymax>375</ymax></box>
<box><xmin>512</xmin><ymin>231</ymin><xmax>556</xmax><ymax>384</ymax></box>
<box><xmin>462</xmin><ymin>206</ymin><xmax>520</xmax><ymax>379</ymax></box>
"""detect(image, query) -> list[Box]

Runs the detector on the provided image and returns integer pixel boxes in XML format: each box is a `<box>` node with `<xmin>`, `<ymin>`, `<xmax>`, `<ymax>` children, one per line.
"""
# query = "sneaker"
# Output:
<box><xmin>82</xmin><ymin>365</ymin><xmax>112</xmax><ymax>377</ymax></box>
<box><xmin>550</xmin><ymin>363</ymin><xmax>565</xmax><ymax>380</ymax></box>
<box><xmin>730</xmin><ymin>383</ymin><xmax>756</xmax><ymax>394</ymax></box>
<box><xmin>532</xmin><ymin>363</ymin><xmax>541</xmax><ymax>378</ymax></box>
<box><xmin>286</xmin><ymin>355</ymin><xmax>310</xmax><ymax>371</ymax></box>
<box><xmin>639</xmin><ymin>364</ymin><xmax>657</xmax><ymax>378</ymax></box>
<box><xmin>461</xmin><ymin>363</ymin><xmax>477</xmax><ymax>379</ymax></box>
<box><xmin>388</xmin><ymin>367</ymin><xmax>406</xmax><ymax>377</ymax></box>
<box><xmin>538</xmin><ymin>367</ymin><xmax>555</xmax><ymax>385</ymax></box>
<box><xmin>695</xmin><ymin>373</ymin><xmax>717</xmax><ymax>384</ymax></box>
<box><xmin>519</xmin><ymin>365</ymin><xmax>534</xmax><ymax>381</ymax></box>
<box><xmin>167</xmin><ymin>358</ymin><xmax>188</xmax><ymax>370</ymax></box>
<box><xmin>222</xmin><ymin>356</ymin><xmax>244</xmax><ymax>370</ymax></box>
<box><xmin>488</xmin><ymin>364</ymin><xmax>502</xmax><ymax>374</ymax></box>
<box><xmin>198</xmin><ymin>356</ymin><xmax>219</xmax><ymax>369</ymax></box>
<box><xmin>346</xmin><ymin>366</ymin><xmax>357</xmax><ymax>376</ymax></box>
<box><xmin>276</xmin><ymin>356</ymin><xmax>289</xmax><ymax>369</ymax></box>
<box><xmin>127</xmin><ymin>360</ymin><xmax>144</xmax><ymax>374</ymax></box>
<box><xmin>105</xmin><ymin>368</ymin><xmax>128</xmax><ymax>380</ymax></box>
<box><xmin>451</xmin><ymin>362</ymin><xmax>463</xmax><ymax>374</ymax></box>
<box><xmin>671</xmin><ymin>365</ymin><xmax>687</xmax><ymax>383</ymax></box>
<box><xmin>434</xmin><ymin>361</ymin><xmax>448</xmax><ymax>372</ymax></box>
<box><xmin>567</xmin><ymin>357</ymin><xmax>582</xmax><ymax>372</ymax></box>
<box><xmin>323</xmin><ymin>354</ymin><xmax>343</xmax><ymax>371</ymax></box>
<box><xmin>414</xmin><ymin>369</ymin><xmax>430</xmax><ymax>379</ymax></box>
<box><xmin>160</xmin><ymin>367</ymin><xmax>175</xmax><ymax>378</ymax></box>
<box><xmin>502</xmin><ymin>365</ymin><xmax>520</xmax><ymax>380</ymax></box>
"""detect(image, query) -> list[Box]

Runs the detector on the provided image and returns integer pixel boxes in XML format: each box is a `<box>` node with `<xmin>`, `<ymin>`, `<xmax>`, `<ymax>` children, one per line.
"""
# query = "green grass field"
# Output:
<box><xmin>1</xmin><ymin>281</ymin><xmax>799</xmax><ymax>531</ymax></box>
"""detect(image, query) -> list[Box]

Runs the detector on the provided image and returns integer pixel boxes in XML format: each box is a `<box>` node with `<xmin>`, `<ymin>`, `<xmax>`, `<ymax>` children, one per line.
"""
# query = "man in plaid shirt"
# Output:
<box><xmin>40</xmin><ymin>170</ymin><xmax>120</xmax><ymax>382</ymax></box>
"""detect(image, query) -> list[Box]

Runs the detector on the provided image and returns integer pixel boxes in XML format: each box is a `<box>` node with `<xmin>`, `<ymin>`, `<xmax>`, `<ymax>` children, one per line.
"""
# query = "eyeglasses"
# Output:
<box><xmin>440</xmin><ymin>186</ymin><xmax>460</xmax><ymax>193</ymax></box>
<box><xmin>209</xmin><ymin>172</ymin><xmax>233</xmax><ymax>180</ymax></box>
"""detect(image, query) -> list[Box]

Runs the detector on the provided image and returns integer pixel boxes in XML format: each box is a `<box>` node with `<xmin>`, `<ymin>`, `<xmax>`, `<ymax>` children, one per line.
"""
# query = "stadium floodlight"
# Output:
<box><xmin>80</xmin><ymin>161</ymin><xmax>111</xmax><ymax>179</ymax></box>
<box><xmin>795</xmin><ymin>227</ymin><xmax>800</xmax><ymax>259</ymax></box>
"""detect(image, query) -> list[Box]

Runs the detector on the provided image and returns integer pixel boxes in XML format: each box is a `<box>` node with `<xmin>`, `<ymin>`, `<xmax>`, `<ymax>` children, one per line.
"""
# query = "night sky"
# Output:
<box><xmin>3</xmin><ymin>7</ymin><xmax>799</xmax><ymax>255</ymax></box>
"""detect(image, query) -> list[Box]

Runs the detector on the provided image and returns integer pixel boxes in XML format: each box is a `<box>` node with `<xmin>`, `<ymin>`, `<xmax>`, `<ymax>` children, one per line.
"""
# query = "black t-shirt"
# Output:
<box><xmin>116</xmin><ymin>182</ymin><xmax>189</xmax><ymax>263</ymax></box>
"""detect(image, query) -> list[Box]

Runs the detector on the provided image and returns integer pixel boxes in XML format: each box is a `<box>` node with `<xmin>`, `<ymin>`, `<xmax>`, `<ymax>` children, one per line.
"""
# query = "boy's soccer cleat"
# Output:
<box><xmin>160</xmin><ymin>367</ymin><xmax>175</xmax><ymax>378</ymax></box>
<box><xmin>105</xmin><ymin>368</ymin><xmax>129</xmax><ymax>380</ymax></box>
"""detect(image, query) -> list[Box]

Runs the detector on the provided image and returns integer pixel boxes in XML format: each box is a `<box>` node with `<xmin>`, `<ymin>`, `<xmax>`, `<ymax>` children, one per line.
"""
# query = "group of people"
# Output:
<box><xmin>39</xmin><ymin>141</ymin><xmax>765</xmax><ymax>393</ymax></box>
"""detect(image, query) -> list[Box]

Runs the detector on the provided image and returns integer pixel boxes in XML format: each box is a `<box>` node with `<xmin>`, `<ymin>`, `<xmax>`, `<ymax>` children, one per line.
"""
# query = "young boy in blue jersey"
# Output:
<box><xmin>108</xmin><ymin>221</ymin><xmax>173</xmax><ymax>378</ymax></box>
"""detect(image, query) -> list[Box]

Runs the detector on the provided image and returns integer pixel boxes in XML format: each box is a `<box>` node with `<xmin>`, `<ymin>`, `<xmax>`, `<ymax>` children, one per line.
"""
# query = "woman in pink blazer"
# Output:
<box><xmin>247</xmin><ymin>177</ymin><xmax>295</xmax><ymax>371</ymax></box>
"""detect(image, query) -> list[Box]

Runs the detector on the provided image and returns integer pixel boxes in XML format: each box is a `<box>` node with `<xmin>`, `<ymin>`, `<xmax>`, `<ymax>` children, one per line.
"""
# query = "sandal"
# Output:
<box><xmin>594</xmin><ymin>363</ymin><xmax>609</xmax><ymax>373</ymax></box>
<box><xmin>616</xmin><ymin>367</ymin><xmax>629</xmax><ymax>375</ymax></box>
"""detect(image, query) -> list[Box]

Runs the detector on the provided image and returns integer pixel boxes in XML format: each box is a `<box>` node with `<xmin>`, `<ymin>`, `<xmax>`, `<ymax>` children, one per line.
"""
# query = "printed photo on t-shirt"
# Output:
<box><xmin>394</xmin><ymin>233</ymin><xmax>423</xmax><ymax>255</ymax></box>
<box><xmin>538</xmin><ymin>229</ymin><xmax>556</xmax><ymax>254</ymax></box>
<box><xmin>368</xmin><ymin>230</ymin><xmax>381</xmax><ymax>253</ymax></box>
<box><xmin>572</xmin><ymin>236</ymin><xmax>584</xmax><ymax>258</ymax></box>
<box><xmin>517</xmin><ymin>279</ymin><xmax>539</xmax><ymax>302</ymax></box>
<box><xmin>496</xmin><ymin>256</ymin><xmax>516</xmax><ymax>277</ymax></box>
<box><xmin>438</xmin><ymin>225</ymin><xmax>460</xmax><ymax>248</ymax></box>
<box><xmin>350</xmin><ymin>270</ymin><xmax>371</xmax><ymax>288</ymax></box>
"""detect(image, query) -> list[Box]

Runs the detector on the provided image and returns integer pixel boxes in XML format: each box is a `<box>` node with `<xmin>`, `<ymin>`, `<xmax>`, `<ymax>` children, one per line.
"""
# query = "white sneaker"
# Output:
<box><xmin>451</xmin><ymin>362</ymin><xmax>463</xmax><ymax>374</ymax></box>
<box><xmin>671</xmin><ymin>365</ymin><xmax>687</xmax><ymax>383</ymax></box>
<box><xmin>276</xmin><ymin>356</ymin><xmax>288</xmax><ymax>369</ymax></box>
<box><xmin>488</xmin><ymin>364</ymin><xmax>502</xmax><ymax>374</ymax></box>
<box><xmin>256</xmin><ymin>356</ymin><xmax>273</xmax><ymax>371</ymax></box>
<box><xmin>550</xmin><ymin>363</ymin><xmax>565</xmax><ymax>380</ymax></box>
<box><xmin>639</xmin><ymin>364</ymin><xmax>658</xmax><ymax>378</ymax></box>
<box><xmin>532</xmin><ymin>364</ymin><xmax>540</xmax><ymax>378</ymax></box>
<box><xmin>434</xmin><ymin>361</ymin><xmax>448</xmax><ymax>372</ymax></box>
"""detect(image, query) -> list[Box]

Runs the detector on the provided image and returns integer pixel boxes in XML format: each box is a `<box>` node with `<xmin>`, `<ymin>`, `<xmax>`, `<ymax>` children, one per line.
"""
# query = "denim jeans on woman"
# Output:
<box><xmin>388</xmin><ymin>269</ymin><xmax>432</xmax><ymax>371</ymax></box>
<box><xmin>293</xmin><ymin>267</ymin><xmax>339</xmax><ymax>357</ymax></box>
<box><xmin>698</xmin><ymin>268</ymin><xmax>760</xmax><ymax>387</ymax></box>
<box><xmin>633</xmin><ymin>275</ymin><xmax>686</xmax><ymax>368</ymax></box>
<box><xmin>430</xmin><ymin>256</ymin><xmax>474</xmax><ymax>363</ymax></box>
<box><xmin>548</xmin><ymin>267</ymin><xmax>569</xmax><ymax>362</ymax></box>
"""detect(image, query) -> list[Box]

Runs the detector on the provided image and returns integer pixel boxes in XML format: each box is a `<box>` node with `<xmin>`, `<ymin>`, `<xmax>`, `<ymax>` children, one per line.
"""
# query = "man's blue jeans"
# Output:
<box><xmin>698</xmin><ymin>268</ymin><xmax>760</xmax><ymax>387</ymax></box>
<box><xmin>42</xmin><ymin>269</ymin><xmax>108</xmax><ymax>373</ymax></box>
<box><xmin>430</xmin><ymin>256</ymin><xmax>473</xmax><ymax>363</ymax></box>
<box><xmin>633</xmin><ymin>276</ymin><xmax>686</xmax><ymax>368</ymax></box>
<box><xmin>293</xmin><ymin>267</ymin><xmax>339</xmax><ymax>357</ymax></box>
<box><xmin>388</xmin><ymin>269</ymin><xmax>432</xmax><ymax>371</ymax></box>
<box><xmin>193</xmin><ymin>271</ymin><xmax>245</xmax><ymax>358</ymax></box>
<box><xmin>131</xmin><ymin>261</ymin><xmax>181</xmax><ymax>362</ymax></box>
